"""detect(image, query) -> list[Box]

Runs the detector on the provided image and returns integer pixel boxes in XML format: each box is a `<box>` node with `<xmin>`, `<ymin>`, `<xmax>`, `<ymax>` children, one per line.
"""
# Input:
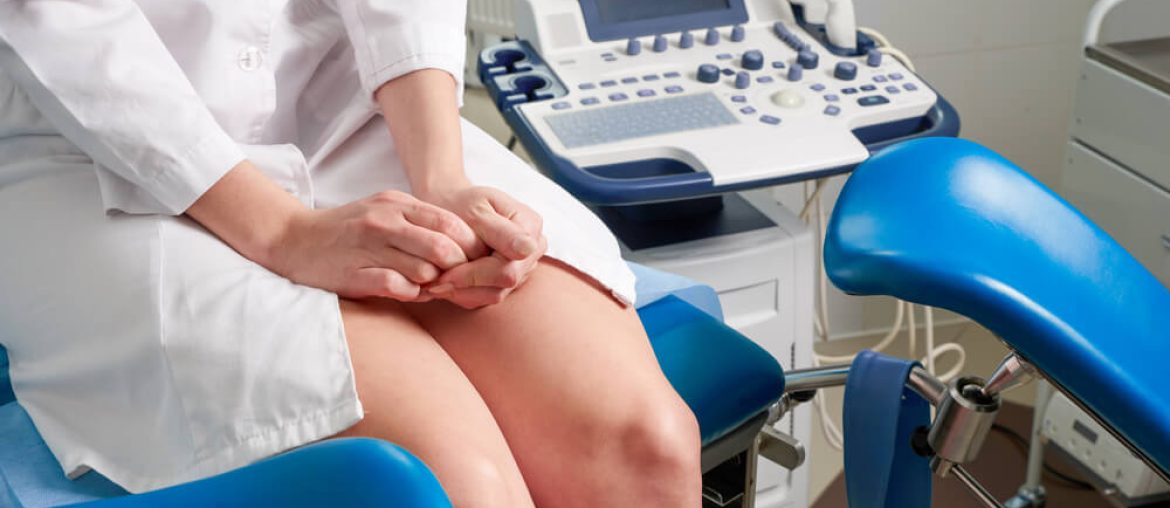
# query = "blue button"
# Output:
<box><xmin>760</xmin><ymin>115</ymin><xmax>781</xmax><ymax>125</ymax></box>
<box><xmin>772</xmin><ymin>61</ymin><xmax>786</xmax><ymax>69</ymax></box>
<box><xmin>601</xmin><ymin>52</ymin><xmax>615</xmax><ymax>58</ymax></box>
<box><xmin>824</xmin><ymin>105</ymin><xmax>841</xmax><ymax>116</ymax></box>
<box><xmin>787</xmin><ymin>65</ymin><xmax>803</xmax><ymax>81</ymax></box>
<box><xmin>742</xmin><ymin>50</ymin><xmax>765</xmax><ymax>70</ymax></box>
<box><xmin>552</xmin><ymin>101</ymin><xmax>570</xmax><ymax>110</ymax></box>
<box><xmin>581</xmin><ymin>97</ymin><xmax>600</xmax><ymax>105</ymax></box>
<box><xmin>734</xmin><ymin>71</ymin><xmax>751</xmax><ymax>89</ymax></box>
<box><xmin>705</xmin><ymin>27</ymin><xmax>720</xmax><ymax>46</ymax></box>
<box><xmin>757</xmin><ymin>76</ymin><xmax>774</xmax><ymax>83</ymax></box>
<box><xmin>626</xmin><ymin>38</ymin><xmax>642</xmax><ymax>56</ymax></box>
<box><xmin>601</xmin><ymin>80</ymin><xmax>617</xmax><ymax>87</ymax></box>
<box><xmin>679</xmin><ymin>31</ymin><xmax>695</xmax><ymax>49</ymax></box>
<box><xmin>860</xmin><ymin>84</ymin><xmax>877</xmax><ymax>91</ymax></box>
<box><xmin>721</xmin><ymin>68</ymin><xmax>735</xmax><ymax>76</ymax></box>
<box><xmin>886</xmin><ymin>85</ymin><xmax>901</xmax><ymax>94</ymax></box>
<box><xmin>653</xmin><ymin>34</ymin><xmax>668</xmax><ymax>52</ymax></box>
<box><xmin>904</xmin><ymin>83</ymin><xmax>918</xmax><ymax>91</ymax></box>
<box><xmin>697</xmin><ymin>64</ymin><xmax>721</xmax><ymax>83</ymax></box>
<box><xmin>797</xmin><ymin>50</ymin><xmax>819</xmax><ymax>69</ymax></box>
<box><xmin>664</xmin><ymin>71</ymin><xmax>681</xmax><ymax>78</ymax></box>
<box><xmin>643</xmin><ymin>74</ymin><xmax>660</xmax><ymax>81</ymax></box>
<box><xmin>824</xmin><ymin>94</ymin><xmax>839</xmax><ymax>102</ymax></box>
<box><xmin>603</xmin><ymin>56</ymin><xmax>617</xmax><ymax>62</ymax></box>
<box><xmin>866</xmin><ymin>48</ymin><xmax>882</xmax><ymax>67</ymax></box>
<box><xmin>665</xmin><ymin>85</ymin><xmax>684</xmax><ymax>94</ymax></box>
<box><xmin>834</xmin><ymin>61</ymin><xmax>858</xmax><ymax>81</ymax></box>
<box><xmin>716</xmin><ymin>53</ymin><xmax>734</xmax><ymax>60</ymax></box>
<box><xmin>857</xmin><ymin>95</ymin><xmax>890</xmax><ymax>107</ymax></box>
<box><xmin>810</xmin><ymin>83</ymin><xmax>826</xmax><ymax>92</ymax></box>
<box><xmin>889</xmin><ymin>73</ymin><xmax>904</xmax><ymax>81</ymax></box>
<box><xmin>773</xmin><ymin>21</ymin><xmax>788</xmax><ymax>37</ymax></box>
<box><xmin>731</xmin><ymin>95</ymin><xmax>747</xmax><ymax>102</ymax></box>
<box><xmin>621</xmin><ymin>77</ymin><xmax>638</xmax><ymax>84</ymax></box>
<box><xmin>579</xmin><ymin>83</ymin><xmax>596</xmax><ymax>90</ymax></box>
<box><xmin>637</xmin><ymin>89</ymin><xmax>656</xmax><ymax>97</ymax></box>
<box><xmin>740</xmin><ymin>106</ymin><xmax>756</xmax><ymax>114</ymax></box>
<box><xmin>873</xmin><ymin>75</ymin><xmax>888</xmax><ymax>83</ymax></box>
<box><xmin>842</xmin><ymin>87</ymin><xmax>858</xmax><ymax>94</ymax></box>
<box><xmin>609</xmin><ymin>92</ymin><xmax>628</xmax><ymax>101</ymax></box>
<box><xmin>731</xmin><ymin>24</ymin><xmax>745</xmax><ymax>42</ymax></box>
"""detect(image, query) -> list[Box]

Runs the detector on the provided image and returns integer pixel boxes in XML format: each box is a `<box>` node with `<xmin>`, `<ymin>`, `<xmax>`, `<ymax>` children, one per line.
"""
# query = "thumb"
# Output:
<box><xmin>344</xmin><ymin>268</ymin><xmax>421</xmax><ymax>300</ymax></box>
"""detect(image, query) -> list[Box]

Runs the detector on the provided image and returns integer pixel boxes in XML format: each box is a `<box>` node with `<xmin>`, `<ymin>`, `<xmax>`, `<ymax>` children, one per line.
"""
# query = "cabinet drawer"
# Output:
<box><xmin>1062</xmin><ymin>141</ymin><xmax>1170</xmax><ymax>287</ymax></box>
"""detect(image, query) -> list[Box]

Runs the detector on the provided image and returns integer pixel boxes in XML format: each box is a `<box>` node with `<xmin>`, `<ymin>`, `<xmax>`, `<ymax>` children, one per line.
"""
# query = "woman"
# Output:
<box><xmin>0</xmin><ymin>1</ymin><xmax>700</xmax><ymax>506</ymax></box>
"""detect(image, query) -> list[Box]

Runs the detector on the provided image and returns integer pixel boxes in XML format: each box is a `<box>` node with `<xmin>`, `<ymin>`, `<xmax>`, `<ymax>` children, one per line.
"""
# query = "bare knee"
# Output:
<box><xmin>587</xmin><ymin>391</ymin><xmax>702</xmax><ymax>485</ymax></box>
<box><xmin>430</xmin><ymin>452</ymin><xmax>523</xmax><ymax>508</ymax></box>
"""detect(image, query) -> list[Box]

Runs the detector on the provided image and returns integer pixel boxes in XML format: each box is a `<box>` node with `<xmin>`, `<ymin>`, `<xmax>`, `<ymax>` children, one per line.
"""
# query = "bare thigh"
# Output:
<box><xmin>403</xmin><ymin>260</ymin><xmax>702</xmax><ymax>507</ymax></box>
<box><xmin>333</xmin><ymin>298</ymin><xmax>534</xmax><ymax>508</ymax></box>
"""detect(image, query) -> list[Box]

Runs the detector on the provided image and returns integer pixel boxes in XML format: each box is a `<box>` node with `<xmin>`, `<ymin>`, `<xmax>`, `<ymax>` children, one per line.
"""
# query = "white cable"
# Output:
<box><xmin>799</xmin><ymin>178</ymin><xmax>827</xmax><ymax>221</ymax></box>
<box><xmin>878</xmin><ymin>47</ymin><xmax>916</xmax><ymax>72</ymax></box>
<box><xmin>815</xmin><ymin>300</ymin><xmax>904</xmax><ymax>364</ymax></box>
<box><xmin>857</xmin><ymin>26</ymin><xmax>889</xmax><ymax>48</ymax></box>
<box><xmin>1084</xmin><ymin>0</ymin><xmax>1126</xmax><ymax>48</ymax></box>
<box><xmin>816</xmin><ymin>194</ymin><xmax>831</xmax><ymax>341</ymax></box>
<box><xmin>921</xmin><ymin>343</ymin><xmax>966</xmax><ymax>383</ymax></box>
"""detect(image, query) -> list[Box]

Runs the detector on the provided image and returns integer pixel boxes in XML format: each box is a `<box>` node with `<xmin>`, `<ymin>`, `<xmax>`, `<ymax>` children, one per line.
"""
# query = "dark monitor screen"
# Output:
<box><xmin>579</xmin><ymin>0</ymin><xmax>747</xmax><ymax>42</ymax></box>
<box><xmin>595</xmin><ymin>0</ymin><xmax>731</xmax><ymax>25</ymax></box>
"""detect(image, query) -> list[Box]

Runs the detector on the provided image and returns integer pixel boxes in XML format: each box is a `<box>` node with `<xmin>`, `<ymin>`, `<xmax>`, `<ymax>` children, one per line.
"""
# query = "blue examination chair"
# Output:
<box><xmin>4</xmin><ymin>136</ymin><xmax>1169</xmax><ymax>507</ymax></box>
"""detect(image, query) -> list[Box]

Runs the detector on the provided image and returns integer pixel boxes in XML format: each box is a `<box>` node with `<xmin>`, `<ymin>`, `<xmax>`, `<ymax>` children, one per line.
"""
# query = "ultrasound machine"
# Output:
<box><xmin>477</xmin><ymin>1</ymin><xmax>959</xmax><ymax>506</ymax></box>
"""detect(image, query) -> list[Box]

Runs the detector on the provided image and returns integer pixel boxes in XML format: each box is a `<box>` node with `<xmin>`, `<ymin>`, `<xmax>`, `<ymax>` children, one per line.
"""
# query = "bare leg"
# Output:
<box><xmin>333</xmin><ymin>298</ymin><xmax>535</xmax><ymax>508</ymax></box>
<box><xmin>404</xmin><ymin>260</ymin><xmax>702</xmax><ymax>508</ymax></box>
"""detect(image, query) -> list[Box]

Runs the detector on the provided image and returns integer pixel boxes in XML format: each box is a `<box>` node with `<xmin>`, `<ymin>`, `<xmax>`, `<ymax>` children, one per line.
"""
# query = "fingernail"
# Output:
<box><xmin>428</xmin><ymin>283</ymin><xmax>454</xmax><ymax>294</ymax></box>
<box><xmin>512</xmin><ymin>236</ymin><xmax>537</xmax><ymax>258</ymax></box>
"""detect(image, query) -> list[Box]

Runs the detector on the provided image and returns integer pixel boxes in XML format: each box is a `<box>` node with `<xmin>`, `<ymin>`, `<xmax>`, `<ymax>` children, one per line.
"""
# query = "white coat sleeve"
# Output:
<box><xmin>0</xmin><ymin>0</ymin><xmax>246</xmax><ymax>215</ymax></box>
<box><xmin>331</xmin><ymin>0</ymin><xmax>468</xmax><ymax>105</ymax></box>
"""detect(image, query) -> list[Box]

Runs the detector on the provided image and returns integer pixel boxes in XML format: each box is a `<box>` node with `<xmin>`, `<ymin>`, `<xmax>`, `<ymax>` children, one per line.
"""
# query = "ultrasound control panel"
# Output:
<box><xmin>479</xmin><ymin>0</ymin><xmax>959</xmax><ymax>204</ymax></box>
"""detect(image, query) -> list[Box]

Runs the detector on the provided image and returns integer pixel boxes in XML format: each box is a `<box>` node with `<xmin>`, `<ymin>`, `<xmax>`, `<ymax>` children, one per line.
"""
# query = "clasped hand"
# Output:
<box><xmin>274</xmin><ymin>185</ymin><xmax>546</xmax><ymax>309</ymax></box>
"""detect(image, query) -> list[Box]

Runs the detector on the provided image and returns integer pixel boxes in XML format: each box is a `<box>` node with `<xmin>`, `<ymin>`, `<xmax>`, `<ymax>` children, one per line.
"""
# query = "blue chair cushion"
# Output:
<box><xmin>0</xmin><ymin>263</ymin><xmax>784</xmax><ymax>505</ymax></box>
<box><xmin>825</xmin><ymin>137</ymin><xmax>1170</xmax><ymax>473</ymax></box>
<box><xmin>640</xmin><ymin>295</ymin><xmax>784</xmax><ymax>445</ymax></box>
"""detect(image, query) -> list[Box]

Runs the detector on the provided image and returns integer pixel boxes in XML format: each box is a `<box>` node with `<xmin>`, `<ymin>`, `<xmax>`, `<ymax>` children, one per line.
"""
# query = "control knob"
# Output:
<box><xmin>696</xmin><ymin>63</ymin><xmax>721</xmax><ymax>84</ymax></box>
<box><xmin>797</xmin><ymin>50</ymin><xmax>819</xmax><ymax>69</ymax></box>
<box><xmin>834</xmin><ymin>61</ymin><xmax>858</xmax><ymax>80</ymax></box>
<box><xmin>679</xmin><ymin>31</ymin><xmax>694</xmax><ymax>49</ymax></box>
<box><xmin>731</xmin><ymin>25</ymin><xmax>745</xmax><ymax>42</ymax></box>
<box><xmin>653</xmin><ymin>34</ymin><xmax>668</xmax><ymax>52</ymax></box>
<box><xmin>626</xmin><ymin>38</ymin><xmax>641</xmax><ymax>56</ymax></box>
<box><xmin>705</xmin><ymin>27</ymin><xmax>720</xmax><ymax>46</ymax></box>
<box><xmin>741</xmin><ymin>50</ymin><xmax>764</xmax><ymax>71</ymax></box>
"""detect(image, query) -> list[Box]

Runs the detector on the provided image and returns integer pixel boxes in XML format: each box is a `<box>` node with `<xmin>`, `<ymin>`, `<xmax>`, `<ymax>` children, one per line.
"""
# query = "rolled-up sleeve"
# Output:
<box><xmin>0</xmin><ymin>0</ymin><xmax>246</xmax><ymax>215</ymax></box>
<box><xmin>332</xmin><ymin>0</ymin><xmax>468</xmax><ymax>104</ymax></box>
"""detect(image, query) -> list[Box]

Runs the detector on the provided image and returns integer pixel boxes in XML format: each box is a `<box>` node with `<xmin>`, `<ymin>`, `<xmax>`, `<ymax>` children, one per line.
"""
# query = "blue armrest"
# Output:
<box><xmin>76</xmin><ymin>439</ymin><xmax>450</xmax><ymax>508</ymax></box>
<box><xmin>825</xmin><ymin>137</ymin><xmax>1170</xmax><ymax>473</ymax></box>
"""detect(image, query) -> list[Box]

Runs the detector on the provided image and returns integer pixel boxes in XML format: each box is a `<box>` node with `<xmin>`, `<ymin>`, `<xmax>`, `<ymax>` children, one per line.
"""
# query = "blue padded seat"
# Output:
<box><xmin>825</xmin><ymin>137</ymin><xmax>1170</xmax><ymax>474</ymax></box>
<box><xmin>640</xmin><ymin>295</ymin><xmax>785</xmax><ymax>445</ymax></box>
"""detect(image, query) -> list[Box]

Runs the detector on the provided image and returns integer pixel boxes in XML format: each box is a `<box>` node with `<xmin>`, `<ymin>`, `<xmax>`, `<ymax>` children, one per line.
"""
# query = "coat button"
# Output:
<box><xmin>237</xmin><ymin>46</ymin><xmax>263</xmax><ymax>71</ymax></box>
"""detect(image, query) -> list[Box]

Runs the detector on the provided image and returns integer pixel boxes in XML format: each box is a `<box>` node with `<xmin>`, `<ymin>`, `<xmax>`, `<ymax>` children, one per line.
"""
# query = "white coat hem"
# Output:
<box><xmin>71</xmin><ymin>399</ymin><xmax>364</xmax><ymax>494</ymax></box>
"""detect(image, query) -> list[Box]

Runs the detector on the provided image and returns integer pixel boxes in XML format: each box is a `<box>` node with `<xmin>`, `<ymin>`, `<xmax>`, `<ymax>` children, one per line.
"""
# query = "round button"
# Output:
<box><xmin>237</xmin><ymin>46</ymin><xmax>263</xmax><ymax>71</ymax></box>
<box><xmin>797</xmin><ymin>50</ymin><xmax>819</xmax><ymax>69</ymax></box>
<box><xmin>626</xmin><ymin>38</ymin><xmax>642</xmax><ymax>56</ymax></box>
<box><xmin>696</xmin><ymin>63</ymin><xmax>721</xmax><ymax>84</ymax></box>
<box><xmin>786</xmin><ymin>65</ymin><xmax>803</xmax><ymax>82</ymax></box>
<box><xmin>653</xmin><ymin>34</ymin><xmax>668</xmax><ymax>52</ymax></box>
<box><xmin>771</xmin><ymin>89</ymin><xmax>805</xmax><ymax>108</ymax></box>
<box><xmin>734</xmin><ymin>71</ymin><xmax>750</xmax><ymax>89</ymax></box>
<box><xmin>731</xmin><ymin>25</ymin><xmax>745</xmax><ymax>42</ymax></box>
<box><xmin>867</xmin><ymin>49</ymin><xmax>883</xmax><ymax>67</ymax></box>
<box><xmin>679</xmin><ymin>31</ymin><xmax>695</xmax><ymax>49</ymax></box>
<box><xmin>834</xmin><ymin>61</ymin><xmax>858</xmax><ymax>80</ymax></box>
<box><xmin>741</xmin><ymin>50</ymin><xmax>764</xmax><ymax>71</ymax></box>
<box><xmin>705</xmin><ymin>27</ymin><xmax>720</xmax><ymax>46</ymax></box>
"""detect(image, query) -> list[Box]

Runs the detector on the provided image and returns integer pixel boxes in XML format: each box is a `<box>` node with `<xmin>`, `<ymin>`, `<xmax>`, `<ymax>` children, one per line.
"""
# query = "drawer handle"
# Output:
<box><xmin>1163</xmin><ymin>235</ymin><xmax>1170</xmax><ymax>250</ymax></box>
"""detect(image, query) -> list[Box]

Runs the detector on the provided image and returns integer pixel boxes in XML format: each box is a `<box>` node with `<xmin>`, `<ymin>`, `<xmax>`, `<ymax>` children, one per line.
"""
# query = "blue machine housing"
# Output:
<box><xmin>478</xmin><ymin>40</ymin><xmax>961</xmax><ymax>205</ymax></box>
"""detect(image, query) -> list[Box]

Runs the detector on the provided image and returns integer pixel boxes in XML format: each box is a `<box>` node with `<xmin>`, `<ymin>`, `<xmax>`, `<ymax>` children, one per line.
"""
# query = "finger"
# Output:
<box><xmin>402</xmin><ymin>201</ymin><xmax>487</xmax><ymax>259</ymax></box>
<box><xmin>440</xmin><ymin>287</ymin><xmax>512</xmax><ymax>310</ymax></box>
<box><xmin>466</xmin><ymin>203</ymin><xmax>537</xmax><ymax>261</ymax></box>
<box><xmin>428</xmin><ymin>256</ymin><xmax>525</xmax><ymax>291</ymax></box>
<box><xmin>387</xmin><ymin>222</ymin><xmax>470</xmax><ymax>270</ymax></box>
<box><xmin>344</xmin><ymin>268</ymin><xmax>421</xmax><ymax>300</ymax></box>
<box><xmin>372</xmin><ymin>249</ymin><xmax>441</xmax><ymax>284</ymax></box>
<box><xmin>489</xmin><ymin>192</ymin><xmax>543</xmax><ymax>239</ymax></box>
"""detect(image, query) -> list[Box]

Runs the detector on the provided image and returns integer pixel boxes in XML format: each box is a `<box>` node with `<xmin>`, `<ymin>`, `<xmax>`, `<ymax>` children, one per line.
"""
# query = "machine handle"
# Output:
<box><xmin>1084</xmin><ymin>0</ymin><xmax>1128</xmax><ymax>48</ymax></box>
<box><xmin>1161</xmin><ymin>234</ymin><xmax>1170</xmax><ymax>250</ymax></box>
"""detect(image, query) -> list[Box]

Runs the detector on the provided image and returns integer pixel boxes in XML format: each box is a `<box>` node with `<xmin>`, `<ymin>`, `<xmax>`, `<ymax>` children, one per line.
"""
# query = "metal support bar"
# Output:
<box><xmin>952</xmin><ymin>464</ymin><xmax>1006</xmax><ymax>508</ymax></box>
<box><xmin>783</xmin><ymin>364</ymin><xmax>946</xmax><ymax>406</ymax></box>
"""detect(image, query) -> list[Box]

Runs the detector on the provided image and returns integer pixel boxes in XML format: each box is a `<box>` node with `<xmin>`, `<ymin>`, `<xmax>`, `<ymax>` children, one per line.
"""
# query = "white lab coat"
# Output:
<box><xmin>0</xmin><ymin>0</ymin><xmax>635</xmax><ymax>493</ymax></box>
